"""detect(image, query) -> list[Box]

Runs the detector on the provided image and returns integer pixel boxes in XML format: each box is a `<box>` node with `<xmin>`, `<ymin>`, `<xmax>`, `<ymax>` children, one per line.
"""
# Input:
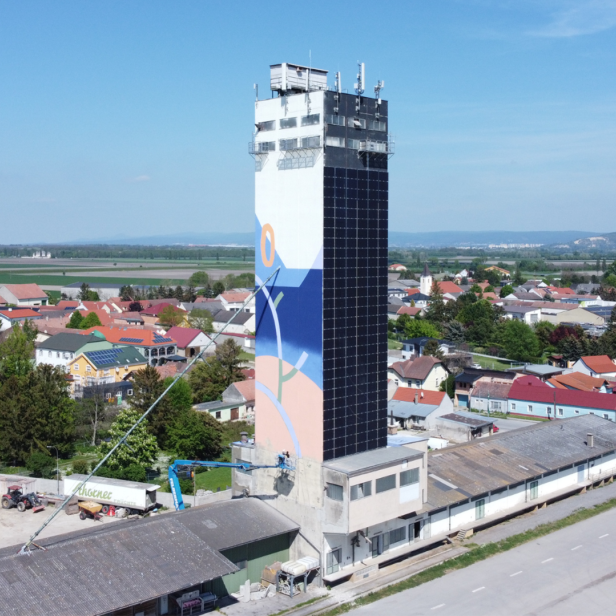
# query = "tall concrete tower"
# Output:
<box><xmin>252</xmin><ymin>63</ymin><xmax>392</xmax><ymax>464</ymax></box>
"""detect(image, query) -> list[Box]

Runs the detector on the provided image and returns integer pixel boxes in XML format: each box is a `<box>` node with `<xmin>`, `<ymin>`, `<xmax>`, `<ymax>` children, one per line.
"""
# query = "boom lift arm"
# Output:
<box><xmin>168</xmin><ymin>454</ymin><xmax>294</xmax><ymax>510</ymax></box>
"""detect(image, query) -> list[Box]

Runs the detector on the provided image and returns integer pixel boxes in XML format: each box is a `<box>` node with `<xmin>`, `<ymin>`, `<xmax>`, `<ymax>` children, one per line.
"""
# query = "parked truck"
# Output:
<box><xmin>63</xmin><ymin>475</ymin><xmax>160</xmax><ymax>515</ymax></box>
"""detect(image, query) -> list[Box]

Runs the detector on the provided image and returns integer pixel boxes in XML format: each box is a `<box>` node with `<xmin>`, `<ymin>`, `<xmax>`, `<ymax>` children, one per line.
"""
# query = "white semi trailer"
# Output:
<box><xmin>63</xmin><ymin>475</ymin><xmax>160</xmax><ymax>514</ymax></box>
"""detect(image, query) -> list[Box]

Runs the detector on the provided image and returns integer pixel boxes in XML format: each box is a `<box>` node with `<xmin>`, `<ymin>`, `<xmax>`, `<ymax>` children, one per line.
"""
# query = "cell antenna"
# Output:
<box><xmin>335</xmin><ymin>71</ymin><xmax>341</xmax><ymax>93</ymax></box>
<box><xmin>355</xmin><ymin>62</ymin><xmax>365</xmax><ymax>95</ymax></box>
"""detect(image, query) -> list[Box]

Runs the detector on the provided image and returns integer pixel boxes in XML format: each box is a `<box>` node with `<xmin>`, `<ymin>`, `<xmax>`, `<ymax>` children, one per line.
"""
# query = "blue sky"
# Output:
<box><xmin>1</xmin><ymin>1</ymin><xmax>615</xmax><ymax>243</ymax></box>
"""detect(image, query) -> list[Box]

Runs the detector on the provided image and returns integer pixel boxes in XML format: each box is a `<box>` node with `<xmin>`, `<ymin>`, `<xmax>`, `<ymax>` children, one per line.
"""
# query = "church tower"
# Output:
<box><xmin>420</xmin><ymin>262</ymin><xmax>433</xmax><ymax>295</ymax></box>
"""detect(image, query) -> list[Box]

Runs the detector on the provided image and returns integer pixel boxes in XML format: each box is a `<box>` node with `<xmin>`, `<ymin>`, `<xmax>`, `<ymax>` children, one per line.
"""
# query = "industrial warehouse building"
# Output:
<box><xmin>0</xmin><ymin>499</ymin><xmax>298</xmax><ymax>616</ymax></box>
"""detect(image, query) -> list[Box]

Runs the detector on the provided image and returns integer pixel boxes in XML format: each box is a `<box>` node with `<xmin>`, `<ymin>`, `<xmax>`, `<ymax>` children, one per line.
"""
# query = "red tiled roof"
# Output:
<box><xmin>437</xmin><ymin>281</ymin><xmax>463</xmax><ymax>294</ymax></box>
<box><xmin>220</xmin><ymin>291</ymin><xmax>251</xmax><ymax>303</ymax></box>
<box><xmin>80</xmin><ymin>301</ymin><xmax>114</xmax><ymax>312</ymax></box>
<box><xmin>0</xmin><ymin>308</ymin><xmax>41</xmax><ymax>319</ymax></box>
<box><xmin>140</xmin><ymin>302</ymin><xmax>180</xmax><ymax>316</ymax></box>
<box><xmin>242</xmin><ymin>368</ymin><xmax>255</xmax><ymax>380</ymax></box>
<box><xmin>83</xmin><ymin>326</ymin><xmax>176</xmax><ymax>346</ymax></box>
<box><xmin>56</xmin><ymin>300</ymin><xmax>79</xmax><ymax>309</ymax></box>
<box><xmin>549</xmin><ymin>372</ymin><xmax>609</xmax><ymax>392</ymax></box>
<box><xmin>513</xmin><ymin>375</ymin><xmax>550</xmax><ymax>388</ymax></box>
<box><xmin>393</xmin><ymin>387</ymin><xmax>446</xmax><ymax>405</ymax></box>
<box><xmin>581</xmin><ymin>356</ymin><xmax>616</xmax><ymax>374</ymax></box>
<box><xmin>547</xmin><ymin>286</ymin><xmax>575</xmax><ymax>294</ymax></box>
<box><xmin>397</xmin><ymin>306</ymin><xmax>422</xmax><ymax>316</ymax></box>
<box><xmin>509</xmin><ymin>382</ymin><xmax>616</xmax><ymax>411</ymax></box>
<box><xmin>0</xmin><ymin>283</ymin><xmax>47</xmax><ymax>300</ymax></box>
<box><xmin>389</xmin><ymin>356</ymin><xmax>442</xmax><ymax>381</ymax></box>
<box><xmin>165</xmin><ymin>326</ymin><xmax>205</xmax><ymax>348</ymax></box>
<box><xmin>406</xmin><ymin>288</ymin><xmax>421</xmax><ymax>296</ymax></box>
<box><xmin>232</xmin><ymin>379</ymin><xmax>255</xmax><ymax>402</ymax></box>
<box><xmin>155</xmin><ymin>364</ymin><xmax>180</xmax><ymax>380</ymax></box>
<box><xmin>79</xmin><ymin>309</ymin><xmax>114</xmax><ymax>326</ymax></box>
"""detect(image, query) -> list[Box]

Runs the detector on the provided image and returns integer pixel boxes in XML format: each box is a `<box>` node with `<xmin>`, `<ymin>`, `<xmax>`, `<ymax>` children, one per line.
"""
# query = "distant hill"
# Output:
<box><xmin>388</xmin><ymin>230</ymin><xmax>594</xmax><ymax>248</ymax></box>
<box><xmin>63</xmin><ymin>229</ymin><xmax>603</xmax><ymax>249</ymax></box>
<box><xmin>552</xmin><ymin>233</ymin><xmax>616</xmax><ymax>252</ymax></box>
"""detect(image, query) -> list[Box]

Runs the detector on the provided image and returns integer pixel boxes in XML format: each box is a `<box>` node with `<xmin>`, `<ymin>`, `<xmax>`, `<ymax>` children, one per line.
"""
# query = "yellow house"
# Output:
<box><xmin>68</xmin><ymin>346</ymin><xmax>148</xmax><ymax>390</ymax></box>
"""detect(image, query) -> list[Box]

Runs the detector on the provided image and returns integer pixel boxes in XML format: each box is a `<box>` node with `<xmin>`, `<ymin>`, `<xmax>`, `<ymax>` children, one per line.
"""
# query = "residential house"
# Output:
<box><xmin>470</xmin><ymin>381</ymin><xmax>513</xmax><ymax>413</ymax></box>
<box><xmin>218</xmin><ymin>290</ymin><xmax>255</xmax><ymax>314</ymax></box>
<box><xmin>453</xmin><ymin>269</ymin><xmax>469</xmax><ymax>282</ymax></box>
<box><xmin>454</xmin><ymin>367</ymin><xmax>517</xmax><ymax>408</ymax></box>
<box><xmin>388</xmin><ymin>263</ymin><xmax>408</xmax><ymax>272</ymax></box>
<box><xmin>436</xmin><ymin>280</ymin><xmax>464</xmax><ymax>296</ymax></box>
<box><xmin>402</xmin><ymin>293</ymin><xmax>431</xmax><ymax>308</ymax></box>
<box><xmin>68</xmin><ymin>346</ymin><xmax>148</xmax><ymax>391</ymax></box>
<box><xmin>82</xmin><ymin>326</ymin><xmax>178</xmax><ymax>366</ymax></box>
<box><xmin>35</xmin><ymin>333</ymin><xmax>113</xmax><ymax>370</ymax></box>
<box><xmin>547</xmin><ymin>372</ymin><xmax>613</xmax><ymax>393</ymax></box>
<box><xmin>212</xmin><ymin>310</ymin><xmax>255</xmax><ymax>334</ymax></box>
<box><xmin>194</xmin><ymin>379</ymin><xmax>255</xmax><ymax>422</ymax></box>
<box><xmin>435</xmin><ymin>412</ymin><xmax>494</xmax><ymax>442</ymax></box>
<box><xmin>501</xmin><ymin>304</ymin><xmax>541</xmax><ymax>325</ymax></box>
<box><xmin>485</xmin><ymin>265</ymin><xmax>510</xmax><ymax>279</ymax></box>
<box><xmin>388</xmin><ymin>305</ymin><xmax>422</xmax><ymax>320</ymax></box>
<box><xmin>508</xmin><ymin>379</ymin><xmax>616</xmax><ymax>420</ymax></box>
<box><xmin>140</xmin><ymin>303</ymin><xmax>188</xmax><ymax>327</ymax></box>
<box><xmin>572</xmin><ymin>356</ymin><xmax>616</xmax><ymax>379</ymax></box>
<box><xmin>216</xmin><ymin>332</ymin><xmax>255</xmax><ymax>352</ymax></box>
<box><xmin>165</xmin><ymin>326</ymin><xmax>213</xmax><ymax>358</ymax></box>
<box><xmin>388</xmin><ymin>387</ymin><xmax>454</xmax><ymax>430</ymax></box>
<box><xmin>505</xmin><ymin>290</ymin><xmax>545</xmax><ymax>302</ymax></box>
<box><xmin>388</xmin><ymin>356</ymin><xmax>449</xmax><ymax>391</ymax></box>
<box><xmin>0</xmin><ymin>308</ymin><xmax>43</xmax><ymax>332</ymax></box>
<box><xmin>508</xmin><ymin>364</ymin><xmax>566</xmax><ymax>380</ymax></box>
<box><xmin>401</xmin><ymin>337</ymin><xmax>455</xmax><ymax>360</ymax></box>
<box><xmin>0</xmin><ymin>283</ymin><xmax>48</xmax><ymax>306</ymax></box>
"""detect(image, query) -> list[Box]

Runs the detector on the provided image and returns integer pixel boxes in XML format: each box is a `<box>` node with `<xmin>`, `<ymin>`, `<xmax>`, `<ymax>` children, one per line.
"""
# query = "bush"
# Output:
<box><xmin>72</xmin><ymin>459</ymin><xmax>89</xmax><ymax>475</ymax></box>
<box><xmin>26</xmin><ymin>451</ymin><xmax>55</xmax><ymax>478</ymax></box>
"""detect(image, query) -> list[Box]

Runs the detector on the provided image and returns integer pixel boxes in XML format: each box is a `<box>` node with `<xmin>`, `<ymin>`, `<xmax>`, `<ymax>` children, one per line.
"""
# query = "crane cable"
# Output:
<box><xmin>19</xmin><ymin>267</ymin><xmax>280</xmax><ymax>554</ymax></box>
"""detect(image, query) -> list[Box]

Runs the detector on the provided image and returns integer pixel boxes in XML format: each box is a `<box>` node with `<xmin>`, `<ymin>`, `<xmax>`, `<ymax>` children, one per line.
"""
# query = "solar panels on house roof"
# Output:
<box><xmin>85</xmin><ymin>348</ymin><xmax>124</xmax><ymax>365</ymax></box>
<box><xmin>153</xmin><ymin>334</ymin><xmax>174</xmax><ymax>343</ymax></box>
<box><xmin>120</xmin><ymin>337</ymin><xmax>144</xmax><ymax>343</ymax></box>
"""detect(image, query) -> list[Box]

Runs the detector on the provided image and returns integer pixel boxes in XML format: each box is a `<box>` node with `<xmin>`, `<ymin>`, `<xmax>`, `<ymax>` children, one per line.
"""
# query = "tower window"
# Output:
<box><xmin>375</xmin><ymin>474</ymin><xmax>396</xmax><ymax>493</ymax></box>
<box><xmin>258</xmin><ymin>120</ymin><xmax>276</xmax><ymax>132</ymax></box>
<box><xmin>370</xmin><ymin>120</ymin><xmax>386</xmax><ymax>131</ymax></box>
<box><xmin>301</xmin><ymin>136</ymin><xmax>321</xmax><ymax>148</ymax></box>
<box><xmin>325</xmin><ymin>136</ymin><xmax>345</xmax><ymax>148</ymax></box>
<box><xmin>280</xmin><ymin>117</ymin><xmax>297</xmax><ymax>129</ymax></box>
<box><xmin>255</xmin><ymin>141</ymin><xmax>275</xmax><ymax>153</ymax></box>
<box><xmin>348</xmin><ymin>139</ymin><xmax>360</xmax><ymax>150</ymax></box>
<box><xmin>301</xmin><ymin>113</ymin><xmax>320</xmax><ymax>126</ymax></box>
<box><xmin>280</xmin><ymin>138</ymin><xmax>297</xmax><ymax>151</ymax></box>
<box><xmin>326</xmin><ymin>483</ymin><xmax>343</xmax><ymax>501</ymax></box>
<box><xmin>325</xmin><ymin>114</ymin><xmax>345</xmax><ymax>126</ymax></box>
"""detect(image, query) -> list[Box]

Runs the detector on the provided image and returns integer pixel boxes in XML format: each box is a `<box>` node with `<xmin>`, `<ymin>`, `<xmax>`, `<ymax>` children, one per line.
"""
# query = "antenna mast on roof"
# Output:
<box><xmin>355</xmin><ymin>62</ymin><xmax>365</xmax><ymax>112</ymax></box>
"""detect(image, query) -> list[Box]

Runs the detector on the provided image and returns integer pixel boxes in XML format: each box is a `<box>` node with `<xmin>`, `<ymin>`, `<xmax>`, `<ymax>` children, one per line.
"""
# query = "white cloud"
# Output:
<box><xmin>527</xmin><ymin>0</ymin><xmax>616</xmax><ymax>37</ymax></box>
<box><xmin>128</xmin><ymin>175</ymin><xmax>151</xmax><ymax>183</ymax></box>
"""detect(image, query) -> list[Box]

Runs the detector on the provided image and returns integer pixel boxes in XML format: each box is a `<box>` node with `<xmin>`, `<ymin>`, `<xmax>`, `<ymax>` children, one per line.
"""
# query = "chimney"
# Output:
<box><xmin>414</xmin><ymin>392</ymin><xmax>418</xmax><ymax>404</ymax></box>
<box><xmin>588</xmin><ymin>433</ymin><xmax>594</xmax><ymax>448</ymax></box>
<box><xmin>240</xmin><ymin>432</ymin><xmax>248</xmax><ymax>443</ymax></box>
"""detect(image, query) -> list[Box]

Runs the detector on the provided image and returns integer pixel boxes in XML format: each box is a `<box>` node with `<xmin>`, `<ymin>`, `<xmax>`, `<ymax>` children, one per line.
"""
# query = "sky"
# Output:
<box><xmin>1</xmin><ymin>0</ymin><xmax>615</xmax><ymax>244</ymax></box>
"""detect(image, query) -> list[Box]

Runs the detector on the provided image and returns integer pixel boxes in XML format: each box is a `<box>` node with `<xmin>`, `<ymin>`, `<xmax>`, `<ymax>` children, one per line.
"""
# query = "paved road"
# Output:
<box><xmin>356</xmin><ymin>507</ymin><xmax>616</xmax><ymax>616</ymax></box>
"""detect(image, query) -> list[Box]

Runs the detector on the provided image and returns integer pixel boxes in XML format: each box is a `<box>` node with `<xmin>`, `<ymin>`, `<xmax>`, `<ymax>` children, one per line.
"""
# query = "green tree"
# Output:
<box><xmin>188</xmin><ymin>308</ymin><xmax>214</xmax><ymax>334</ymax></box>
<box><xmin>159</xmin><ymin>305</ymin><xmax>185</xmax><ymax>328</ymax></box>
<box><xmin>559</xmin><ymin>335</ymin><xmax>586</xmax><ymax>363</ymax></box>
<box><xmin>26</xmin><ymin>451</ymin><xmax>55</xmax><ymax>478</ymax></box>
<box><xmin>212</xmin><ymin>281</ymin><xmax>225</xmax><ymax>296</ymax></box>
<box><xmin>78</xmin><ymin>283</ymin><xmax>91</xmax><ymax>301</ymax></box>
<box><xmin>502</xmin><ymin>320</ymin><xmax>541</xmax><ymax>362</ymax></box>
<box><xmin>188</xmin><ymin>271</ymin><xmax>210</xmax><ymax>286</ymax></box>
<box><xmin>80</xmin><ymin>311</ymin><xmax>102</xmax><ymax>329</ymax></box>
<box><xmin>402</xmin><ymin>319</ymin><xmax>442</xmax><ymax>340</ymax></box>
<box><xmin>425</xmin><ymin>281</ymin><xmax>447</xmax><ymax>325</ymax></box>
<box><xmin>173</xmin><ymin>285</ymin><xmax>185</xmax><ymax>301</ymax></box>
<box><xmin>0</xmin><ymin>324</ymin><xmax>35</xmax><ymax>379</ymax></box>
<box><xmin>457</xmin><ymin>300</ymin><xmax>497</xmax><ymax>346</ymax></box>
<box><xmin>534</xmin><ymin>321</ymin><xmax>556</xmax><ymax>353</ymax></box>
<box><xmin>119</xmin><ymin>285</ymin><xmax>134</xmax><ymax>301</ymax></box>
<box><xmin>66</xmin><ymin>310</ymin><xmax>84</xmax><ymax>329</ymax></box>
<box><xmin>163</xmin><ymin>376</ymin><xmax>193</xmax><ymax>414</ymax></box>
<box><xmin>439</xmin><ymin>374</ymin><xmax>455</xmax><ymax>399</ymax></box>
<box><xmin>98</xmin><ymin>407</ymin><xmax>158</xmax><ymax>471</ymax></box>
<box><xmin>423</xmin><ymin>339</ymin><xmax>444</xmax><ymax>359</ymax></box>
<box><xmin>166</xmin><ymin>409</ymin><xmax>223</xmax><ymax>460</ymax></box>
<box><xmin>500</xmin><ymin>284</ymin><xmax>514</xmax><ymax>298</ymax></box>
<box><xmin>485</xmin><ymin>270</ymin><xmax>501</xmax><ymax>287</ymax></box>
<box><xmin>443</xmin><ymin>320</ymin><xmax>465</xmax><ymax>344</ymax></box>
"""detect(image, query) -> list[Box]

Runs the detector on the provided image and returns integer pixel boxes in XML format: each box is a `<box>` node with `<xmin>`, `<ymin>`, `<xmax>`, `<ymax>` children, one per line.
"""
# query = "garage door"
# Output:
<box><xmin>458</xmin><ymin>394</ymin><xmax>469</xmax><ymax>408</ymax></box>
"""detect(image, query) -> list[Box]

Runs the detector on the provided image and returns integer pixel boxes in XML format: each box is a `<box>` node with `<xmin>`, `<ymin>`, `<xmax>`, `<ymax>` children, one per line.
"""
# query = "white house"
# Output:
<box><xmin>165</xmin><ymin>326</ymin><xmax>214</xmax><ymax>358</ymax></box>
<box><xmin>0</xmin><ymin>308</ymin><xmax>43</xmax><ymax>332</ymax></box>
<box><xmin>0</xmin><ymin>284</ymin><xmax>48</xmax><ymax>307</ymax></box>
<box><xmin>388</xmin><ymin>356</ymin><xmax>449</xmax><ymax>391</ymax></box>
<box><xmin>572</xmin><ymin>355</ymin><xmax>616</xmax><ymax>379</ymax></box>
<box><xmin>212</xmin><ymin>310</ymin><xmax>255</xmax><ymax>334</ymax></box>
<box><xmin>218</xmin><ymin>290</ymin><xmax>256</xmax><ymax>314</ymax></box>
<box><xmin>501</xmin><ymin>305</ymin><xmax>541</xmax><ymax>325</ymax></box>
<box><xmin>35</xmin><ymin>333</ymin><xmax>113</xmax><ymax>370</ymax></box>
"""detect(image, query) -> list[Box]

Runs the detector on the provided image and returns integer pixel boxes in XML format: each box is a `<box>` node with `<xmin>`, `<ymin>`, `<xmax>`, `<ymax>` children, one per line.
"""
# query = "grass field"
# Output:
<box><xmin>471</xmin><ymin>353</ymin><xmax>513</xmax><ymax>371</ymax></box>
<box><xmin>195</xmin><ymin>467</ymin><xmax>233</xmax><ymax>492</ymax></box>
<box><xmin>0</xmin><ymin>274</ymin><xmax>189</xmax><ymax>286</ymax></box>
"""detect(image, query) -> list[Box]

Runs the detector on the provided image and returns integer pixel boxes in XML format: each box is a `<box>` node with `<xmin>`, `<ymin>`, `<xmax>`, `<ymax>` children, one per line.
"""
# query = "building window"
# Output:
<box><xmin>475</xmin><ymin>498</ymin><xmax>485</xmax><ymax>520</ymax></box>
<box><xmin>528</xmin><ymin>405</ymin><xmax>533</xmax><ymax>413</ymax></box>
<box><xmin>529</xmin><ymin>480</ymin><xmax>539</xmax><ymax>500</ymax></box>
<box><xmin>348</xmin><ymin>138</ymin><xmax>360</xmax><ymax>150</ymax></box>
<box><xmin>349</xmin><ymin>117</ymin><xmax>366</xmax><ymax>129</ymax></box>
<box><xmin>389</xmin><ymin>527</ymin><xmax>406</xmax><ymax>545</ymax></box>
<box><xmin>325</xmin><ymin>136</ymin><xmax>345</xmax><ymax>148</ymax></box>
<box><xmin>301</xmin><ymin>136</ymin><xmax>320</xmax><ymax>148</ymax></box>
<box><xmin>400</xmin><ymin>468</ymin><xmax>419</xmax><ymax>486</ymax></box>
<box><xmin>375</xmin><ymin>474</ymin><xmax>396</xmax><ymax>494</ymax></box>
<box><xmin>105</xmin><ymin>393</ymin><xmax>112</xmax><ymax>400</ymax></box>
<box><xmin>258</xmin><ymin>120</ymin><xmax>275</xmax><ymax>132</ymax></box>
<box><xmin>511</xmin><ymin>403</ymin><xmax>516</xmax><ymax>411</ymax></box>
<box><xmin>575</xmin><ymin>409</ymin><xmax>580</xmax><ymax>414</ymax></box>
<box><xmin>215</xmin><ymin>411</ymin><xmax>221</xmax><ymax>420</ymax></box>
<box><xmin>326</xmin><ymin>548</ymin><xmax>341</xmax><ymax>575</ymax></box>
<box><xmin>86</xmin><ymin>365</ymin><xmax>91</xmax><ymax>373</ymax></box>
<box><xmin>547</xmin><ymin>406</ymin><xmax>552</xmax><ymax>415</ymax></box>
<box><xmin>279</xmin><ymin>117</ymin><xmax>297</xmax><ymax>129</ymax></box>
<box><xmin>490</xmin><ymin>400</ymin><xmax>502</xmax><ymax>412</ymax></box>
<box><xmin>301</xmin><ymin>113</ymin><xmax>320</xmax><ymax>126</ymax></box>
<box><xmin>370</xmin><ymin>120</ymin><xmax>386</xmax><ymax>131</ymax></box>
<box><xmin>73</xmin><ymin>364</ymin><xmax>79</xmax><ymax>371</ymax></box>
<box><xmin>279</xmin><ymin>138</ymin><xmax>297</xmax><ymax>151</ymax></box>
<box><xmin>604</xmin><ymin>413</ymin><xmax>610</xmax><ymax>420</ymax></box>
<box><xmin>127</xmin><ymin>389</ymin><xmax>133</xmax><ymax>396</ymax></box>
<box><xmin>103</xmin><ymin>369</ymin><xmax>110</xmax><ymax>376</ymax></box>
<box><xmin>255</xmin><ymin>141</ymin><xmax>275</xmax><ymax>153</ymax></box>
<box><xmin>558</xmin><ymin>408</ymin><xmax>564</xmax><ymax>416</ymax></box>
<box><xmin>350</xmin><ymin>481</ymin><xmax>372</xmax><ymax>501</ymax></box>
<box><xmin>325</xmin><ymin>114</ymin><xmax>345</xmax><ymax>126</ymax></box>
<box><xmin>326</xmin><ymin>483</ymin><xmax>344</xmax><ymax>501</ymax></box>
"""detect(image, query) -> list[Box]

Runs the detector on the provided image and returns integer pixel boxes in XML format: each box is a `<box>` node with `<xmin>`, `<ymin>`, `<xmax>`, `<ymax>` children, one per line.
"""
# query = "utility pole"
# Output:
<box><xmin>47</xmin><ymin>446</ymin><xmax>59</xmax><ymax>495</ymax></box>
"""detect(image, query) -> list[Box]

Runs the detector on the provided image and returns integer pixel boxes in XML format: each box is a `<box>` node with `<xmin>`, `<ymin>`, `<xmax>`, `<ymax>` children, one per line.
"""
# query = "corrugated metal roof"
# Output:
<box><xmin>427</xmin><ymin>414</ymin><xmax>616</xmax><ymax>510</ymax></box>
<box><xmin>438</xmin><ymin>412</ymin><xmax>493</xmax><ymax>428</ymax></box>
<box><xmin>388</xmin><ymin>399</ymin><xmax>440</xmax><ymax>419</ymax></box>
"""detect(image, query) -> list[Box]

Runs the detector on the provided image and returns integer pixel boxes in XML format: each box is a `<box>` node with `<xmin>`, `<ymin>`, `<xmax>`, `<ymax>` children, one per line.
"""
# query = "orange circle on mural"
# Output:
<box><xmin>261</xmin><ymin>224</ymin><xmax>275</xmax><ymax>267</ymax></box>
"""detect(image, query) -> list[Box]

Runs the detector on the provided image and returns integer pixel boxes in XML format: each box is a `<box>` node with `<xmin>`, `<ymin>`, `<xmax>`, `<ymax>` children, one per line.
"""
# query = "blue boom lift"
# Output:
<box><xmin>168</xmin><ymin>454</ymin><xmax>294</xmax><ymax>510</ymax></box>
